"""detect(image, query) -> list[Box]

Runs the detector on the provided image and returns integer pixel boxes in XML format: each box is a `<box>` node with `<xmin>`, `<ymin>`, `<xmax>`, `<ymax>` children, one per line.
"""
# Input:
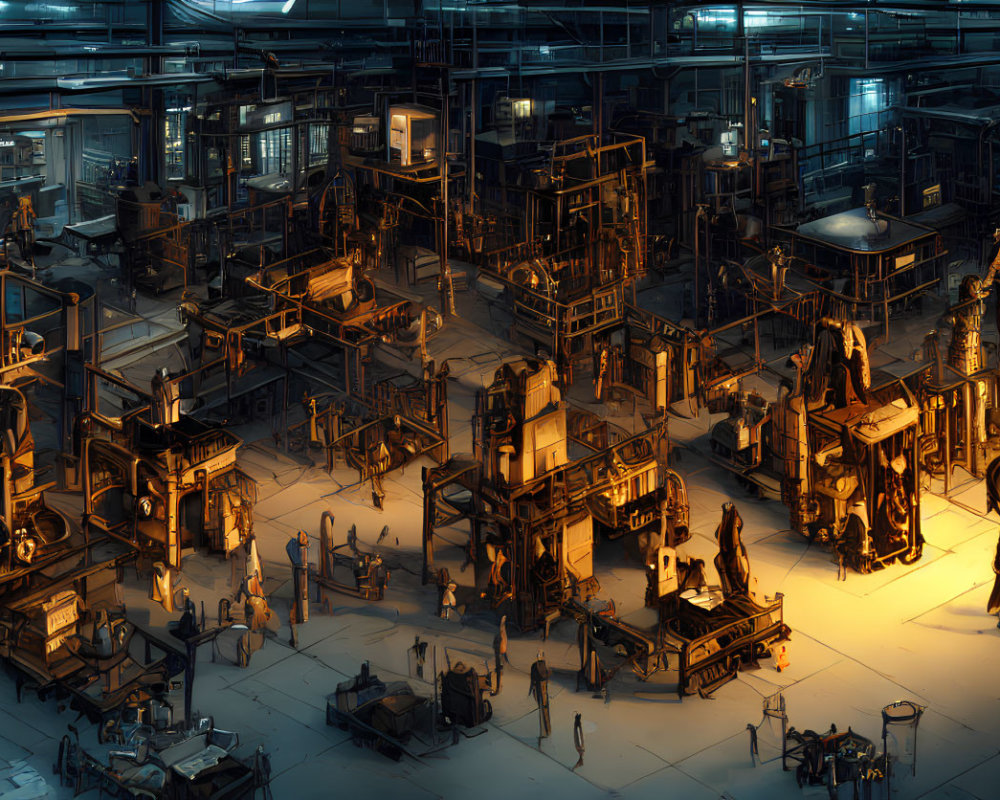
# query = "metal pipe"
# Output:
<box><xmin>864</xmin><ymin>9</ymin><xmax>870</xmax><ymax>71</ymax></box>
<box><xmin>899</xmin><ymin>124</ymin><xmax>906</xmax><ymax>216</ymax></box>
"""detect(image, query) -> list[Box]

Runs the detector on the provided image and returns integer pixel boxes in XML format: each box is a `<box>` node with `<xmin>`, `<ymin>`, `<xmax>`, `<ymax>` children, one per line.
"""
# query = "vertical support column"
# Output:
<box><xmin>943</xmin><ymin>400</ymin><xmax>951</xmax><ymax>495</ymax></box>
<box><xmin>470</xmin><ymin>78</ymin><xmax>477</xmax><ymax>216</ymax></box>
<box><xmin>864</xmin><ymin>10</ymin><xmax>870</xmax><ymax>71</ymax></box>
<box><xmin>281</xmin><ymin>342</ymin><xmax>289</xmax><ymax>454</ymax></box>
<box><xmin>62</xmin><ymin>294</ymin><xmax>84</xmax><ymax>488</ymax></box>
<box><xmin>440</xmin><ymin>86</ymin><xmax>456</xmax><ymax>317</ymax></box>
<box><xmin>899</xmin><ymin>124</ymin><xmax>906</xmax><ymax>216</ymax></box>
<box><xmin>963</xmin><ymin>381</ymin><xmax>973</xmax><ymax>474</ymax></box>
<box><xmin>471</xmin><ymin>4</ymin><xmax>478</xmax><ymax>215</ymax></box>
<box><xmin>166</xmin><ymin>456</ymin><xmax>180</xmax><ymax>570</ymax></box>
<box><xmin>184</xmin><ymin>638</ymin><xmax>196</xmax><ymax>727</ymax></box>
<box><xmin>144</xmin><ymin>0</ymin><xmax>164</xmax><ymax>186</ymax></box>
<box><xmin>198</xmin><ymin>469</ymin><xmax>210</xmax><ymax>551</ymax></box>
<box><xmin>422</xmin><ymin>466</ymin><xmax>434</xmax><ymax>582</ymax></box>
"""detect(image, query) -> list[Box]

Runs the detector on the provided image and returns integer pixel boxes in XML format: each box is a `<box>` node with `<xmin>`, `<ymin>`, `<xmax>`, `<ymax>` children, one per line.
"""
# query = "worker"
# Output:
<box><xmin>237</xmin><ymin>566</ymin><xmax>273</xmax><ymax>634</ymax></box>
<box><xmin>360</xmin><ymin>553</ymin><xmax>388</xmax><ymax>600</ymax></box>
<box><xmin>10</xmin><ymin>193</ymin><xmax>35</xmax><ymax>258</ymax></box>
<box><xmin>440</xmin><ymin>580</ymin><xmax>457</xmax><ymax>620</ymax></box>
<box><xmin>287</xmin><ymin>530</ymin><xmax>309</xmax><ymax>647</ymax></box>
<box><xmin>492</xmin><ymin>614</ymin><xmax>509</xmax><ymax>694</ymax></box>
<box><xmin>169</xmin><ymin>588</ymin><xmax>199</xmax><ymax>641</ymax></box>
<box><xmin>529</xmin><ymin>653</ymin><xmax>551</xmax><ymax>745</ymax></box>
<box><xmin>371</xmin><ymin>474</ymin><xmax>386</xmax><ymax>509</ymax></box>
<box><xmin>572</xmin><ymin>712</ymin><xmax>585</xmax><ymax>770</ymax></box>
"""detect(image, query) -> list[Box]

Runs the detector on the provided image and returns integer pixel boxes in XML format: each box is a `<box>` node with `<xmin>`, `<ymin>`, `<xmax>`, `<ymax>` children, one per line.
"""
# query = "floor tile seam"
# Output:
<box><xmin>629</xmin><ymin>741</ymin><xmax>673</xmax><ymax>769</ymax></box>
<box><xmin>0</xmin><ymin>729</ymin><xmax>55</xmax><ymax>758</ymax></box>
<box><xmin>858</xmin><ymin>551</ymin><xmax>958</xmax><ymax>597</ymax></box>
<box><xmin>483</xmin><ymin>712</ymin><xmax>614</xmax><ymax>793</ymax></box>
<box><xmin>0</xmin><ymin>711</ymin><xmax>63</xmax><ymax>747</ymax></box>
<box><xmin>794</xmin><ymin>631</ymin><xmax>932</xmax><ymax>703</ymax></box>
<box><xmin>602</xmin><ymin>753</ymin><xmax>682</xmax><ymax>795</ymax></box>
<box><xmin>494</xmin><ymin>705</ymin><xmax>545</xmax><ymax>729</ymax></box>
<box><xmin>902</xmin><ymin>579</ymin><xmax>995</xmax><ymax>624</ymax></box>
<box><xmin>944</xmin><ymin>495</ymin><xmax>992</xmax><ymax>521</ymax></box>
<box><xmin>223</xmin><ymin>674</ymin><xmax>330</xmax><ymax>717</ymax></box>
<box><xmin>672</xmin><ymin>761</ymin><xmax>734</xmax><ymax>797</ymax></box>
<box><xmin>263</xmin><ymin>739</ymin><xmax>361</xmax><ymax>784</ymax></box>
<box><xmin>614</xmin><ymin>762</ymin><xmax>676</xmax><ymax>793</ymax></box>
<box><xmin>943</xmin><ymin>528</ymin><xmax>1000</xmax><ymax>549</ymax></box>
<box><xmin>919</xmin><ymin>705</ymin><xmax>980</xmax><ymax>736</ymax></box>
<box><xmin>670</xmin><ymin>729</ymin><xmax>745</xmax><ymax>768</ymax></box>
<box><xmin>217</xmin><ymin>640</ymin><xmax>315</xmax><ymax>690</ymax></box>
<box><xmin>217</xmin><ymin>683</ymin><xmax>339</xmax><ymax>740</ymax></box>
<box><xmin>913</xmin><ymin>749</ymin><xmax>1000</xmax><ymax>800</ymax></box>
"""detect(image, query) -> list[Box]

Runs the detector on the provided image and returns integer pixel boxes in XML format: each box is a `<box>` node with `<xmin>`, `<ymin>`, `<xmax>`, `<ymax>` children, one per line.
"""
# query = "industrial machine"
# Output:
<box><xmin>777</xmin><ymin>318</ymin><xmax>923</xmax><ymax>572</ymax></box>
<box><xmin>423</xmin><ymin>357</ymin><xmax>686</xmax><ymax>631</ymax></box>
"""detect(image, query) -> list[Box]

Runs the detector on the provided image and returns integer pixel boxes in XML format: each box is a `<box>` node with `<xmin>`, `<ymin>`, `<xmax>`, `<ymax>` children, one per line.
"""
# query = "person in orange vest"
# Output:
<box><xmin>774</xmin><ymin>641</ymin><xmax>791</xmax><ymax>672</ymax></box>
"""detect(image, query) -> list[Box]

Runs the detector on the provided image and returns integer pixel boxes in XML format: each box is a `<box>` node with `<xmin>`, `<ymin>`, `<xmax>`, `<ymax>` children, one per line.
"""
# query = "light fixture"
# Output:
<box><xmin>232</xmin><ymin>0</ymin><xmax>295</xmax><ymax>10</ymax></box>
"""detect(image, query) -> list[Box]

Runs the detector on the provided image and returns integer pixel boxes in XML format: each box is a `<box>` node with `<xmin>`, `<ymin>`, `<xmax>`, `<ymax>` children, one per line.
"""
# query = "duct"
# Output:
<box><xmin>0</xmin><ymin>108</ymin><xmax>140</xmax><ymax>125</ymax></box>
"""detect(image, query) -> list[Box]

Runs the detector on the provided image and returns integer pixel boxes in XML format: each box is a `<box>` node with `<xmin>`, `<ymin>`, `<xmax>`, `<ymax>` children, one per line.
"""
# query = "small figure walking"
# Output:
<box><xmin>287</xmin><ymin>530</ymin><xmax>309</xmax><ymax>647</ymax></box>
<box><xmin>529</xmin><ymin>653</ymin><xmax>551</xmax><ymax>747</ymax></box>
<box><xmin>572</xmin><ymin>712</ymin><xmax>585</xmax><ymax>770</ymax></box>
<box><xmin>492</xmin><ymin>614</ymin><xmax>509</xmax><ymax>694</ymax></box>
<box><xmin>440</xmin><ymin>581</ymin><xmax>457</xmax><ymax>620</ymax></box>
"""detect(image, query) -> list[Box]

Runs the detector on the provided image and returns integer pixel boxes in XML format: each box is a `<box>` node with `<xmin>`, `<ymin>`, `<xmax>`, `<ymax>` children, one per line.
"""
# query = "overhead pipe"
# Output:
<box><xmin>0</xmin><ymin>107</ymin><xmax>139</xmax><ymax>125</ymax></box>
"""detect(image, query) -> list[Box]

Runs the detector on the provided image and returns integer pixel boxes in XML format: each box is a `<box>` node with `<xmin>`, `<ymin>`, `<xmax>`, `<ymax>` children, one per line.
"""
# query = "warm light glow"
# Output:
<box><xmin>512</xmin><ymin>99</ymin><xmax>532</xmax><ymax>119</ymax></box>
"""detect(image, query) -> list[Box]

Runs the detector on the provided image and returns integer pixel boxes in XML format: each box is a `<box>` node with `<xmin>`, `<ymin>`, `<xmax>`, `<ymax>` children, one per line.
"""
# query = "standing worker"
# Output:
<box><xmin>529</xmin><ymin>653</ymin><xmax>551</xmax><ymax>747</ymax></box>
<box><xmin>440</xmin><ymin>580</ymin><xmax>457</xmax><ymax>620</ymax></box>
<box><xmin>573</xmin><ymin>712</ymin><xmax>585</xmax><ymax>770</ymax></box>
<box><xmin>287</xmin><ymin>529</ymin><xmax>309</xmax><ymax>646</ymax></box>
<box><xmin>11</xmin><ymin>192</ymin><xmax>35</xmax><ymax>260</ymax></box>
<box><xmin>237</xmin><ymin>565</ymin><xmax>273</xmax><ymax>633</ymax></box>
<box><xmin>492</xmin><ymin>614</ymin><xmax>509</xmax><ymax>694</ymax></box>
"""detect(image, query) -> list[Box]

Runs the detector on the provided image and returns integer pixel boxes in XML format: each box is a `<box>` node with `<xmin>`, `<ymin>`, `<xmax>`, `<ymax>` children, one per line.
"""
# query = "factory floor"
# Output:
<box><xmin>1</xmin><ymin>255</ymin><xmax>999</xmax><ymax>799</ymax></box>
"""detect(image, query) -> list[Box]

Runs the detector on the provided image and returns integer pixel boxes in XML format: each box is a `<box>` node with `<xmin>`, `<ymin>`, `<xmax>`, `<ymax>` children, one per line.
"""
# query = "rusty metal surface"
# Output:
<box><xmin>795</xmin><ymin>207</ymin><xmax>933</xmax><ymax>253</ymax></box>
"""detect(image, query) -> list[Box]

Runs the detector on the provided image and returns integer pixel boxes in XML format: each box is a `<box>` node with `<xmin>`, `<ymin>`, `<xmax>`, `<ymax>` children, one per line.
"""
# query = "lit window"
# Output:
<box><xmin>848</xmin><ymin>78</ymin><xmax>888</xmax><ymax>136</ymax></box>
<box><xmin>164</xmin><ymin>101</ymin><xmax>188</xmax><ymax>181</ymax></box>
<box><xmin>309</xmin><ymin>123</ymin><xmax>329</xmax><ymax>166</ymax></box>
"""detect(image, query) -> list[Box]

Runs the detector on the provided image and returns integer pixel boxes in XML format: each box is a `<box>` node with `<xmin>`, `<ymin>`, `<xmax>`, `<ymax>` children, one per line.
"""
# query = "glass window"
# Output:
<box><xmin>258</xmin><ymin>127</ymin><xmax>291</xmax><ymax>174</ymax></box>
<box><xmin>309</xmin><ymin>123</ymin><xmax>329</xmax><ymax>166</ymax></box>
<box><xmin>4</xmin><ymin>284</ymin><xmax>23</xmax><ymax>324</ymax></box>
<box><xmin>848</xmin><ymin>78</ymin><xmax>887</xmax><ymax>136</ymax></box>
<box><xmin>239</xmin><ymin>135</ymin><xmax>252</xmax><ymax>170</ymax></box>
<box><xmin>694</xmin><ymin>8</ymin><xmax>737</xmax><ymax>29</ymax></box>
<box><xmin>23</xmin><ymin>287</ymin><xmax>60</xmax><ymax>320</ymax></box>
<box><xmin>164</xmin><ymin>102</ymin><xmax>189</xmax><ymax>180</ymax></box>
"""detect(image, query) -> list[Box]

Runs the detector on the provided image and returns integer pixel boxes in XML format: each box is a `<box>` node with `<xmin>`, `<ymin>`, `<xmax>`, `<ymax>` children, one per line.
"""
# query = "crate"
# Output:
<box><xmin>370</xmin><ymin>693</ymin><xmax>425</xmax><ymax>738</ymax></box>
<box><xmin>41</xmin><ymin>591</ymin><xmax>78</xmax><ymax>637</ymax></box>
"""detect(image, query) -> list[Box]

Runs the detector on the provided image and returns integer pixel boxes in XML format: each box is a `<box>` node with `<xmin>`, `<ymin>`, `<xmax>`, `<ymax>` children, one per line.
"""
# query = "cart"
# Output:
<box><xmin>55</xmin><ymin>718</ymin><xmax>270</xmax><ymax>799</ymax></box>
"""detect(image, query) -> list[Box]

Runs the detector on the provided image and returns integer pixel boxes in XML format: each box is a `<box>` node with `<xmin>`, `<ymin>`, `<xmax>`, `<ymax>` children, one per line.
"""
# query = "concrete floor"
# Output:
<box><xmin>2</xmin><ymin>254</ymin><xmax>999</xmax><ymax>799</ymax></box>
